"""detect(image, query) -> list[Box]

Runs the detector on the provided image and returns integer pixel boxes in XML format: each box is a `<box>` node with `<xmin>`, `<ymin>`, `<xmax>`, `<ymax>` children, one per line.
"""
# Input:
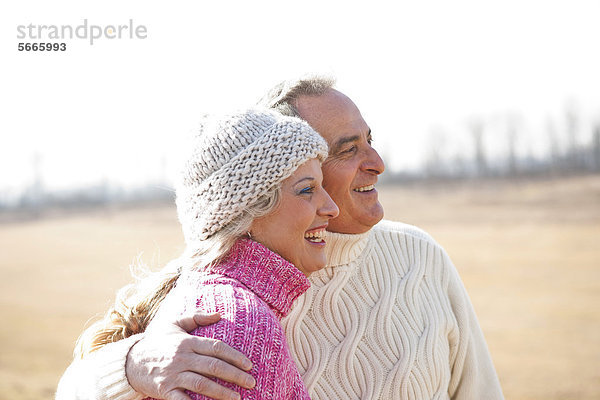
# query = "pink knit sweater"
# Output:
<box><xmin>149</xmin><ymin>239</ymin><xmax>311</xmax><ymax>400</ymax></box>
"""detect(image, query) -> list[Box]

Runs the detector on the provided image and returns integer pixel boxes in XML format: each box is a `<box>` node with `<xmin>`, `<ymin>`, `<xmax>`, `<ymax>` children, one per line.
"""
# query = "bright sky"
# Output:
<box><xmin>2</xmin><ymin>0</ymin><xmax>599</xmax><ymax>193</ymax></box>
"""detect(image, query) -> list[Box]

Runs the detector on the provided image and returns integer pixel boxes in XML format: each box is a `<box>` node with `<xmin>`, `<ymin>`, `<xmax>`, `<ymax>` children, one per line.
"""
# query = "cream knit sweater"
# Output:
<box><xmin>281</xmin><ymin>220</ymin><xmax>503</xmax><ymax>399</ymax></box>
<box><xmin>56</xmin><ymin>220</ymin><xmax>503</xmax><ymax>400</ymax></box>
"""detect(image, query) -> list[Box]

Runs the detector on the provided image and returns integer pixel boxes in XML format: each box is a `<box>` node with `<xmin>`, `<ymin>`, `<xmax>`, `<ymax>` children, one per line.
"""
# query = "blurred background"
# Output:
<box><xmin>1</xmin><ymin>1</ymin><xmax>599</xmax><ymax>399</ymax></box>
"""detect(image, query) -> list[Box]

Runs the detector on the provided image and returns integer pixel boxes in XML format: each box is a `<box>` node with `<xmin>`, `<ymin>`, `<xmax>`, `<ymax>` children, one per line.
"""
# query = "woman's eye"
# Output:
<box><xmin>300</xmin><ymin>186</ymin><xmax>315</xmax><ymax>194</ymax></box>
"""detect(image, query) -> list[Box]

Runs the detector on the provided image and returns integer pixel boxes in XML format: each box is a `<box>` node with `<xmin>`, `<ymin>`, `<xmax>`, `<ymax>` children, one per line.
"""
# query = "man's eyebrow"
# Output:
<box><xmin>331</xmin><ymin>135</ymin><xmax>360</xmax><ymax>152</ymax></box>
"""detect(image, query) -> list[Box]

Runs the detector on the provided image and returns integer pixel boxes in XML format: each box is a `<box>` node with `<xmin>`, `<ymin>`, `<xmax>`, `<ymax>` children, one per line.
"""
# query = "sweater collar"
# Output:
<box><xmin>210</xmin><ymin>238</ymin><xmax>310</xmax><ymax>317</ymax></box>
<box><xmin>324</xmin><ymin>229</ymin><xmax>371</xmax><ymax>267</ymax></box>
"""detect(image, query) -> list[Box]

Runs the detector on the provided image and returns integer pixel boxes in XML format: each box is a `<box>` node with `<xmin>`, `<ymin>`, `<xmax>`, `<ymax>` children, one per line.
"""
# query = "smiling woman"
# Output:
<box><xmin>57</xmin><ymin>107</ymin><xmax>337</xmax><ymax>399</ymax></box>
<box><xmin>249</xmin><ymin>158</ymin><xmax>338</xmax><ymax>276</ymax></box>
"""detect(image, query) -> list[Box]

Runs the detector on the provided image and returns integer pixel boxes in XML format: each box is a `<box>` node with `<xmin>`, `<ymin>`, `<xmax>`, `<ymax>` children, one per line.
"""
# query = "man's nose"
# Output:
<box><xmin>362</xmin><ymin>146</ymin><xmax>385</xmax><ymax>175</ymax></box>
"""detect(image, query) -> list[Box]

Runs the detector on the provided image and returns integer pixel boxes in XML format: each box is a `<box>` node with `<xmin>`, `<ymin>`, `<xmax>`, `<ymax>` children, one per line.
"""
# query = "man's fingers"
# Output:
<box><xmin>193</xmin><ymin>312</ymin><xmax>222</xmax><ymax>327</ymax></box>
<box><xmin>192</xmin><ymin>337</ymin><xmax>254</xmax><ymax>374</ymax></box>
<box><xmin>164</xmin><ymin>389</ymin><xmax>193</xmax><ymax>400</ymax></box>
<box><xmin>177</xmin><ymin>371</ymin><xmax>242</xmax><ymax>400</ymax></box>
<box><xmin>186</xmin><ymin>350</ymin><xmax>255</xmax><ymax>389</ymax></box>
<box><xmin>175</xmin><ymin>312</ymin><xmax>221</xmax><ymax>332</ymax></box>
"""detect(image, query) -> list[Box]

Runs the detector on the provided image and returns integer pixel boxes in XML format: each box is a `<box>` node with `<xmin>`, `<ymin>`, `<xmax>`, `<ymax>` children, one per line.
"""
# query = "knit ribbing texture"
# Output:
<box><xmin>147</xmin><ymin>239</ymin><xmax>312</xmax><ymax>400</ymax></box>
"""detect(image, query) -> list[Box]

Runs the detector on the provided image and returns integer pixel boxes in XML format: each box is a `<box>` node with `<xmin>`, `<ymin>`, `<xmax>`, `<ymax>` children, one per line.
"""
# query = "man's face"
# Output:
<box><xmin>296</xmin><ymin>89</ymin><xmax>385</xmax><ymax>234</ymax></box>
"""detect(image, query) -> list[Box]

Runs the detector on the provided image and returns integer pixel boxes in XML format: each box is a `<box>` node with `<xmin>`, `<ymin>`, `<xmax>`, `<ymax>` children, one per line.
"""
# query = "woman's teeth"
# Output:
<box><xmin>304</xmin><ymin>229</ymin><xmax>325</xmax><ymax>243</ymax></box>
<box><xmin>354</xmin><ymin>184</ymin><xmax>374</xmax><ymax>192</ymax></box>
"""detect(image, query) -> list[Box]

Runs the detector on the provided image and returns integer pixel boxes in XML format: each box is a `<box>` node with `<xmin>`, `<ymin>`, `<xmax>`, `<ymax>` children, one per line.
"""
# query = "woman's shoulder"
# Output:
<box><xmin>180</xmin><ymin>273</ymin><xmax>283</xmax><ymax>332</ymax></box>
<box><xmin>218</xmin><ymin>284</ymin><xmax>282</xmax><ymax>330</ymax></box>
<box><xmin>183</xmin><ymin>272</ymin><xmax>267</xmax><ymax>304</ymax></box>
<box><xmin>187</xmin><ymin>277</ymin><xmax>287</xmax><ymax>356</ymax></box>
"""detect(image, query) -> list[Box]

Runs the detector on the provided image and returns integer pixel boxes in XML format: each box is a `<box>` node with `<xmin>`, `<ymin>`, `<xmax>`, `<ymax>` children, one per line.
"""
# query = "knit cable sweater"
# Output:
<box><xmin>280</xmin><ymin>220</ymin><xmax>504</xmax><ymax>399</ymax></box>
<box><xmin>56</xmin><ymin>221</ymin><xmax>503</xmax><ymax>400</ymax></box>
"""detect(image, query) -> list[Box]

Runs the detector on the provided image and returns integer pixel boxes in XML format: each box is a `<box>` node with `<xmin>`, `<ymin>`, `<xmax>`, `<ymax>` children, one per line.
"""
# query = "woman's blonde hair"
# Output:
<box><xmin>75</xmin><ymin>188</ymin><xmax>281</xmax><ymax>358</ymax></box>
<box><xmin>75</xmin><ymin>105</ymin><xmax>329</xmax><ymax>358</ymax></box>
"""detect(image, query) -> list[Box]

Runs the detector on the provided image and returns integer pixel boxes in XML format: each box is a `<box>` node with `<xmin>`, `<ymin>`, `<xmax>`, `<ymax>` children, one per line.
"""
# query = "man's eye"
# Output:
<box><xmin>341</xmin><ymin>145</ymin><xmax>357</xmax><ymax>154</ymax></box>
<box><xmin>367</xmin><ymin>137</ymin><xmax>373</xmax><ymax>145</ymax></box>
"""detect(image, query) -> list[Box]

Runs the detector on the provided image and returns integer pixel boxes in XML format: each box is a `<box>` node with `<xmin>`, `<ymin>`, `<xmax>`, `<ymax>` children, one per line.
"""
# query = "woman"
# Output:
<box><xmin>75</xmin><ymin>108</ymin><xmax>339</xmax><ymax>399</ymax></box>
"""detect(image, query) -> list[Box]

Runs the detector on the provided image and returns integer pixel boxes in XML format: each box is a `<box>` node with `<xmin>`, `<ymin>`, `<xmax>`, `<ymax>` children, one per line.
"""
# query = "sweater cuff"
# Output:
<box><xmin>94</xmin><ymin>334</ymin><xmax>145</xmax><ymax>400</ymax></box>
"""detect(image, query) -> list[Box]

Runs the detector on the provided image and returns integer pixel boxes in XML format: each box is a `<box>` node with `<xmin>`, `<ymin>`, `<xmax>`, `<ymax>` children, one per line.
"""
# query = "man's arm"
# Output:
<box><xmin>56</xmin><ymin>312</ymin><xmax>256</xmax><ymax>400</ymax></box>
<box><xmin>56</xmin><ymin>334</ymin><xmax>144</xmax><ymax>400</ymax></box>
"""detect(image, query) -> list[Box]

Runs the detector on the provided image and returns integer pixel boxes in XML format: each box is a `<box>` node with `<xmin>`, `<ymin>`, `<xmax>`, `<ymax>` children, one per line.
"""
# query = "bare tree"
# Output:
<box><xmin>546</xmin><ymin>118</ymin><xmax>561</xmax><ymax>172</ymax></box>
<box><xmin>505</xmin><ymin>114</ymin><xmax>523</xmax><ymax>176</ymax></box>
<box><xmin>424</xmin><ymin>128</ymin><xmax>447</xmax><ymax>178</ymax></box>
<box><xmin>565</xmin><ymin>102</ymin><xmax>581</xmax><ymax>171</ymax></box>
<box><xmin>593</xmin><ymin>123</ymin><xmax>600</xmax><ymax>171</ymax></box>
<box><xmin>27</xmin><ymin>151</ymin><xmax>45</xmax><ymax>216</ymax></box>
<box><xmin>469</xmin><ymin>119</ymin><xmax>488</xmax><ymax>177</ymax></box>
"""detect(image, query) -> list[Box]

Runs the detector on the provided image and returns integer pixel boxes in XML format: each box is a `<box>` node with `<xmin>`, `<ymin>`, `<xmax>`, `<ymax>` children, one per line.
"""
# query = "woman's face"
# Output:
<box><xmin>249</xmin><ymin>158</ymin><xmax>339</xmax><ymax>276</ymax></box>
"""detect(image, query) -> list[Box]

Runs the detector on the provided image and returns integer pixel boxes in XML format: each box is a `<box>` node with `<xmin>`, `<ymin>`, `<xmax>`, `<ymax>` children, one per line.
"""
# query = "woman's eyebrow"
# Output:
<box><xmin>293</xmin><ymin>176</ymin><xmax>315</xmax><ymax>186</ymax></box>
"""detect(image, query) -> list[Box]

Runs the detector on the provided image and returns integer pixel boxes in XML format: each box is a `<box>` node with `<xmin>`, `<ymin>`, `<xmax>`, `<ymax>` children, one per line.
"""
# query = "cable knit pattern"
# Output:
<box><xmin>281</xmin><ymin>220</ymin><xmax>504</xmax><ymax>399</ymax></box>
<box><xmin>176</xmin><ymin>108</ymin><xmax>328</xmax><ymax>242</ymax></box>
<box><xmin>147</xmin><ymin>238</ymin><xmax>311</xmax><ymax>400</ymax></box>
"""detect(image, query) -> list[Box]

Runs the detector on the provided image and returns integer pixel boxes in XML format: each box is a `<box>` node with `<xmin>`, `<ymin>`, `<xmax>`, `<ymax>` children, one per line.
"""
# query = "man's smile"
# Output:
<box><xmin>353</xmin><ymin>184</ymin><xmax>375</xmax><ymax>192</ymax></box>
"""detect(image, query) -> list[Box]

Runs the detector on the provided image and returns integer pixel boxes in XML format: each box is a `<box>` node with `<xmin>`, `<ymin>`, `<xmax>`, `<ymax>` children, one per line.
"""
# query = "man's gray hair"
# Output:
<box><xmin>257</xmin><ymin>75</ymin><xmax>336</xmax><ymax>117</ymax></box>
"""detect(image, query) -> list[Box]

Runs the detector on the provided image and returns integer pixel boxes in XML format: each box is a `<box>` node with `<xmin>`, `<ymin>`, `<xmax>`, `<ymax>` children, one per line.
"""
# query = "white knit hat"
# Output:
<box><xmin>176</xmin><ymin>107</ymin><xmax>328</xmax><ymax>243</ymax></box>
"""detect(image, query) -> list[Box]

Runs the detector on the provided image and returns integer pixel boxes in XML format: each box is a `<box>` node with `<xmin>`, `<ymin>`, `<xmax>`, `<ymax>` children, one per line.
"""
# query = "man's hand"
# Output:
<box><xmin>125</xmin><ymin>312</ymin><xmax>255</xmax><ymax>400</ymax></box>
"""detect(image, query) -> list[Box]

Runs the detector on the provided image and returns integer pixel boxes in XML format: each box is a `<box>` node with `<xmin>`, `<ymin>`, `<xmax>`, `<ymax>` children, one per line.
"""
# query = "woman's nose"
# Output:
<box><xmin>319</xmin><ymin>189</ymin><xmax>339</xmax><ymax>219</ymax></box>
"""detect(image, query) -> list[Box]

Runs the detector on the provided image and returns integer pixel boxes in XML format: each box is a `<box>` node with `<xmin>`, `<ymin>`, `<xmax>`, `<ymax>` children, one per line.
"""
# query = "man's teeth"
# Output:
<box><xmin>304</xmin><ymin>229</ymin><xmax>325</xmax><ymax>243</ymax></box>
<box><xmin>354</xmin><ymin>184</ymin><xmax>375</xmax><ymax>192</ymax></box>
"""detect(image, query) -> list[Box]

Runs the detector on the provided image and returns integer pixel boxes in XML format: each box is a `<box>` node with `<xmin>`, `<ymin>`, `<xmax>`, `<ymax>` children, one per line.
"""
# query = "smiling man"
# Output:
<box><xmin>57</xmin><ymin>76</ymin><xmax>504</xmax><ymax>400</ymax></box>
<box><xmin>293</xmin><ymin>88</ymin><xmax>385</xmax><ymax>234</ymax></box>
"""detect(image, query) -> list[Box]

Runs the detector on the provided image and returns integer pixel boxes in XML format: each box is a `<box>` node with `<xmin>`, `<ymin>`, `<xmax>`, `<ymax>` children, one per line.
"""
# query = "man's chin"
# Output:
<box><xmin>365</xmin><ymin>203</ymin><xmax>384</xmax><ymax>227</ymax></box>
<box><xmin>361</xmin><ymin>199</ymin><xmax>384</xmax><ymax>225</ymax></box>
<box><xmin>328</xmin><ymin>203</ymin><xmax>384</xmax><ymax>234</ymax></box>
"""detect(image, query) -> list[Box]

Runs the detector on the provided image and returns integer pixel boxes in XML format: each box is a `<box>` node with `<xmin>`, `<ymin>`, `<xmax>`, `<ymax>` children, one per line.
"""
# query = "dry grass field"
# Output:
<box><xmin>1</xmin><ymin>175</ymin><xmax>599</xmax><ymax>400</ymax></box>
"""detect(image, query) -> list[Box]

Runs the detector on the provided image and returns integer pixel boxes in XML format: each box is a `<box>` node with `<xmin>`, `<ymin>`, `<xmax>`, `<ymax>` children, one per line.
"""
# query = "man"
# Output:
<box><xmin>57</xmin><ymin>76</ymin><xmax>504</xmax><ymax>399</ymax></box>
